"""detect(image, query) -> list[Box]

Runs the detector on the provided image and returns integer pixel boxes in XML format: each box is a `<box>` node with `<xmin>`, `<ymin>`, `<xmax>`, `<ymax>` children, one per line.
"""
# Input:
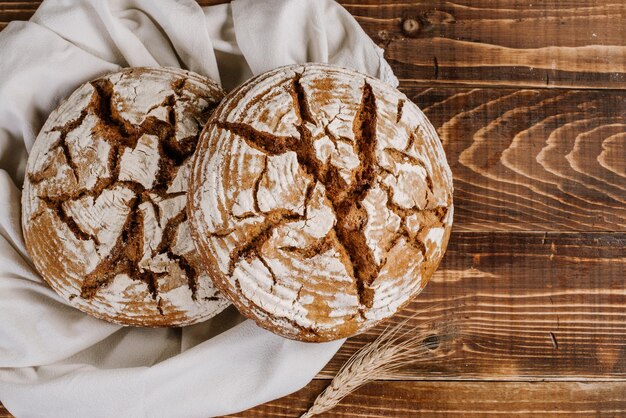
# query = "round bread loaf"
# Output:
<box><xmin>189</xmin><ymin>63</ymin><xmax>453</xmax><ymax>341</ymax></box>
<box><xmin>22</xmin><ymin>67</ymin><xmax>230</xmax><ymax>327</ymax></box>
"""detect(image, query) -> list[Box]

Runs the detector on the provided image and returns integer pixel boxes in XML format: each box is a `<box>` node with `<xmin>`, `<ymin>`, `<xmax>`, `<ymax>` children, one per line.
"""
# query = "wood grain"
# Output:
<box><xmin>3</xmin><ymin>233</ymin><xmax>623</xmax><ymax>417</ymax></box>
<box><xmin>1</xmin><ymin>1</ymin><xmax>625</xmax><ymax>418</ymax></box>
<box><xmin>3</xmin><ymin>381</ymin><xmax>624</xmax><ymax>417</ymax></box>
<box><xmin>410</xmin><ymin>87</ymin><xmax>626</xmax><ymax>232</ymax></box>
<box><xmin>229</xmin><ymin>380</ymin><xmax>626</xmax><ymax>417</ymax></box>
<box><xmin>0</xmin><ymin>8</ymin><xmax>622</xmax><ymax>231</ymax></box>
<box><xmin>0</xmin><ymin>1</ymin><xmax>38</xmax><ymax>31</ymax></box>
<box><xmin>341</xmin><ymin>0</ymin><xmax>626</xmax><ymax>89</ymax></box>
<box><xmin>319</xmin><ymin>231</ymin><xmax>626</xmax><ymax>379</ymax></box>
<box><xmin>3</xmin><ymin>2</ymin><xmax>626</xmax><ymax>89</ymax></box>
<box><xmin>0</xmin><ymin>0</ymin><xmax>229</xmax><ymax>31</ymax></box>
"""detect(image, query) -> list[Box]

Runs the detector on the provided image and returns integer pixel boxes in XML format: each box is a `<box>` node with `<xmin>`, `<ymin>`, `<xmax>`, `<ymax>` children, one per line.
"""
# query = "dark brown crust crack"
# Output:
<box><xmin>215</xmin><ymin>122</ymin><xmax>298</xmax><ymax>155</ymax></box>
<box><xmin>214</xmin><ymin>79</ymin><xmax>381</xmax><ymax>310</ymax></box>
<box><xmin>252</xmin><ymin>156</ymin><xmax>268</xmax><ymax>214</ymax></box>
<box><xmin>378</xmin><ymin>142</ymin><xmax>448</xmax><ymax>257</ymax></box>
<box><xmin>226</xmin><ymin>209</ymin><xmax>304</xmax><ymax>275</ymax></box>
<box><xmin>279</xmin><ymin>231</ymin><xmax>338</xmax><ymax>258</ymax></box>
<box><xmin>169</xmin><ymin>252</ymin><xmax>198</xmax><ymax>301</ymax></box>
<box><xmin>332</xmin><ymin>82</ymin><xmax>379</xmax><ymax>308</ymax></box>
<box><xmin>292</xmin><ymin>72</ymin><xmax>316</xmax><ymax>125</ymax></box>
<box><xmin>378</xmin><ymin>178</ymin><xmax>449</xmax><ymax>262</ymax></box>
<box><xmin>80</xmin><ymin>193</ymin><xmax>142</xmax><ymax>299</ymax></box>
<box><xmin>28</xmin><ymin>107</ymin><xmax>91</xmax><ymax>186</ymax></box>
<box><xmin>40</xmin><ymin>196</ymin><xmax>99</xmax><ymax>245</ymax></box>
<box><xmin>50</xmin><ymin>109</ymin><xmax>90</xmax><ymax>182</ymax></box>
<box><xmin>396</xmin><ymin>99</ymin><xmax>405</xmax><ymax>123</ymax></box>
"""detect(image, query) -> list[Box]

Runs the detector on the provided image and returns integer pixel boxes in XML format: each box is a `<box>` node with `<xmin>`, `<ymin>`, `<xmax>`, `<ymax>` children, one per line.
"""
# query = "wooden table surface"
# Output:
<box><xmin>1</xmin><ymin>1</ymin><xmax>625</xmax><ymax>417</ymax></box>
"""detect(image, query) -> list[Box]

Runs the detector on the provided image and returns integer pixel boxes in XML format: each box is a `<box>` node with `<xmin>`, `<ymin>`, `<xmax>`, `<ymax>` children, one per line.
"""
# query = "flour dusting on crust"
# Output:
<box><xmin>189</xmin><ymin>64</ymin><xmax>453</xmax><ymax>341</ymax></box>
<box><xmin>22</xmin><ymin>67</ymin><xmax>229</xmax><ymax>327</ymax></box>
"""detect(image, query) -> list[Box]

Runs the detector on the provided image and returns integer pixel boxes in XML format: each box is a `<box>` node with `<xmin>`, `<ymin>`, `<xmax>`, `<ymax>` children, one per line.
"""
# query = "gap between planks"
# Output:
<box><xmin>312</xmin><ymin>376</ymin><xmax>626</xmax><ymax>382</ymax></box>
<box><xmin>398</xmin><ymin>80</ymin><xmax>626</xmax><ymax>92</ymax></box>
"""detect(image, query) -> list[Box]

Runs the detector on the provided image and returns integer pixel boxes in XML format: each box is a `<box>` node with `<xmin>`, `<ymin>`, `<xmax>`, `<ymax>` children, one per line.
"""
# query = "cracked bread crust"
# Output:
<box><xmin>189</xmin><ymin>63</ymin><xmax>454</xmax><ymax>342</ymax></box>
<box><xmin>22</xmin><ymin>67</ymin><xmax>230</xmax><ymax>327</ymax></box>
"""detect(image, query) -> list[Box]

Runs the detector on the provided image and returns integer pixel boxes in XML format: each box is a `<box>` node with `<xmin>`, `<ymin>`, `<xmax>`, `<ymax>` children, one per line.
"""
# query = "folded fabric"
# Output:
<box><xmin>0</xmin><ymin>0</ymin><xmax>398</xmax><ymax>416</ymax></box>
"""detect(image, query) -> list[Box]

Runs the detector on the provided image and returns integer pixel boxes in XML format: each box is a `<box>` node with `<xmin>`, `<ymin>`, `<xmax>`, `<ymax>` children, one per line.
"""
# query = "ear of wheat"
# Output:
<box><xmin>301</xmin><ymin>308</ymin><xmax>443</xmax><ymax>418</ymax></box>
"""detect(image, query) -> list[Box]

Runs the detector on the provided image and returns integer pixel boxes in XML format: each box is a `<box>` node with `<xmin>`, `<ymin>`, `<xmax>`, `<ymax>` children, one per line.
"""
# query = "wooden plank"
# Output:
<box><xmin>2</xmin><ymin>381</ymin><xmax>626</xmax><ymax>418</ymax></box>
<box><xmin>408</xmin><ymin>87</ymin><xmax>626</xmax><ymax>232</ymax></box>
<box><xmin>2</xmin><ymin>380</ymin><xmax>624</xmax><ymax>417</ymax></box>
<box><xmin>320</xmin><ymin>231</ymin><xmax>626</xmax><ymax>379</ymax></box>
<box><xmin>2</xmin><ymin>7</ymin><xmax>625</xmax><ymax>233</ymax></box>
<box><xmin>0</xmin><ymin>404</ymin><xmax>9</xmax><ymax>418</ymax></box>
<box><xmin>340</xmin><ymin>0</ymin><xmax>626</xmax><ymax>89</ymax></box>
<box><xmin>229</xmin><ymin>380</ymin><xmax>626</xmax><ymax>417</ymax></box>
<box><xmin>3</xmin><ymin>5</ymin><xmax>622</xmax><ymax>232</ymax></box>
<box><xmin>2</xmin><ymin>1</ymin><xmax>626</xmax><ymax>89</ymax></box>
<box><xmin>1</xmin><ymin>233</ymin><xmax>621</xmax><ymax>417</ymax></box>
<box><xmin>0</xmin><ymin>1</ymin><xmax>228</xmax><ymax>31</ymax></box>
<box><xmin>0</xmin><ymin>1</ymin><xmax>39</xmax><ymax>30</ymax></box>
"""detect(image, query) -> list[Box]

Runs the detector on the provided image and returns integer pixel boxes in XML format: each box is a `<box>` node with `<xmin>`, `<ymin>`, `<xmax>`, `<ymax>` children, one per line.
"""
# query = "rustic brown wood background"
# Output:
<box><xmin>1</xmin><ymin>0</ymin><xmax>625</xmax><ymax>417</ymax></box>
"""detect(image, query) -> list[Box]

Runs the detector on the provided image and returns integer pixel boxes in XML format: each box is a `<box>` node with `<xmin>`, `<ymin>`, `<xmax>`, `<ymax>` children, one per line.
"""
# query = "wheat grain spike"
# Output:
<box><xmin>301</xmin><ymin>306</ymin><xmax>442</xmax><ymax>417</ymax></box>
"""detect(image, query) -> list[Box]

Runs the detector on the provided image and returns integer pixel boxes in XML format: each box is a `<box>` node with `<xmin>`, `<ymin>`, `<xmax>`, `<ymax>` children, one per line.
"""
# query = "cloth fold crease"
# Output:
<box><xmin>0</xmin><ymin>0</ymin><xmax>397</xmax><ymax>416</ymax></box>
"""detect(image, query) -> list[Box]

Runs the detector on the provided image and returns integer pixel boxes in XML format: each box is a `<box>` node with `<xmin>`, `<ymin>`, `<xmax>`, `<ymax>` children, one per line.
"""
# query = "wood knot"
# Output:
<box><xmin>423</xmin><ymin>334</ymin><xmax>440</xmax><ymax>350</ymax></box>
<box><xmin>402</xmin><ymin>18</ymin><xmax>421</xmax><ymax>37</ymax></box>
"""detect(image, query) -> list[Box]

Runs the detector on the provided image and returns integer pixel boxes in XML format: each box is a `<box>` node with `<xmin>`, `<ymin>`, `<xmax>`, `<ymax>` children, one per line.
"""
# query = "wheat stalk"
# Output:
<box><xmin>301</xmin><ymin>308</ymin><xmax>442</xmax><ymax>418</ymax></box>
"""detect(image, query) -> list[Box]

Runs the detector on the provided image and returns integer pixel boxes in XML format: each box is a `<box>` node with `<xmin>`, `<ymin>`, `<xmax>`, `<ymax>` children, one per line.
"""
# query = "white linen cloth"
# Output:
<box><xmin>0</xmin><ymin>0</ymin><xmax>398</xmax><ymax>416</ymax></box>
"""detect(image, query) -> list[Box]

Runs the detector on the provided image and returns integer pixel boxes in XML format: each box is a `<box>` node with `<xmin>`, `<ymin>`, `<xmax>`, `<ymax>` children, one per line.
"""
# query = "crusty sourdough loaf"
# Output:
<box><xmin>22</xmin><ymin>67</ymin><xmax>230</xmax><ymax>327</ymax></box>
<box><xmin>188</xmin><ymin>63</ymin><xmax>453</xmax><ymax>341</ymax></box>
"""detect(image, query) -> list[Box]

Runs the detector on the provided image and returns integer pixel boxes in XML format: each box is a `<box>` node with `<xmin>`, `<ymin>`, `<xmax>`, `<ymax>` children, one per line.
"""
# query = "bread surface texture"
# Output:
<box><xmin>189</xmin><ymin>63</ymin><xmax>453</xmax><ymax>341</ymax></box>
<box><xmin>22</xmin><ymin>67</ymin><xmax>230</xmax><ymax>327</ymax></box>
